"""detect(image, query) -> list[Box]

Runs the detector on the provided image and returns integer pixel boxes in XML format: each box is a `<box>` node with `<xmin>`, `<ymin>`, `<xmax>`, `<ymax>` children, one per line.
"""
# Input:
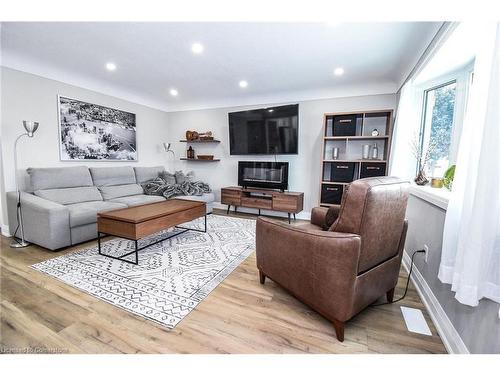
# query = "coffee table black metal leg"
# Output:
<box><xmin>204</xmin><ymin>214</ymin><xmax>207</xmax><ymax>233</ymax></box>
<box><xmin>226</xmin><ymin>205</ymin><xmax>230</xmax><ymax>214</ymax></box>
<box><xmin>134</xmin><ymin>240</ymin><xmax>139</xmax><ymax>265</ymax></box>
<box><xmin>293</xmin><ymin>213</ymin><xmax>296</xmax><ymax>221</ymax></box>
<box><xmin>288</xmin><ymin>213</ymin><xmax>291</xmax><ymax>224</ymax></box>
<box><xmin>98</xmin><ymin>232</ymin><xmax>102</xmax><ymax>255</ymax></box>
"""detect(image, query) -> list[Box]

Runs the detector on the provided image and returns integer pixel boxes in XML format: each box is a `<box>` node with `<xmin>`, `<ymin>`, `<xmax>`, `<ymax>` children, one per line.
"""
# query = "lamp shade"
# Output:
<box><xmin>23</xmin><ymin>121</ymin><xmax>39</xmax><ymax>137</ymax></box>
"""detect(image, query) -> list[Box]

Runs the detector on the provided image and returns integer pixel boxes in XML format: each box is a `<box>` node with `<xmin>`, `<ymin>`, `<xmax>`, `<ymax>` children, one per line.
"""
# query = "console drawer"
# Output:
<box><xmin>241</xmin><ymin>197</ymin><xmax>272</xmax><ymax>210</ymax></box>
<box><xmin>273</xmin><ymin>196</ymin><xmax>298</xmax><ymax>212</ymax></box>
<box><xmin>221</xmin><ymin>190</ymin><xmax>241</xmax><ymax>205</ymax></box>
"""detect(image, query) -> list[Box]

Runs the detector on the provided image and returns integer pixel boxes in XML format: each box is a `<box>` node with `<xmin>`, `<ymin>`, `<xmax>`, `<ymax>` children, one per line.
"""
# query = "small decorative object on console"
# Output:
<box><xmin>187</xmin><ymin>146</ymin><xmax>195</xmax><ymax>159</ymax></box>
<box><xmin>371</xmin><ymin>128</ymin><xmax>379</xmax><ymax>136</ymax></box>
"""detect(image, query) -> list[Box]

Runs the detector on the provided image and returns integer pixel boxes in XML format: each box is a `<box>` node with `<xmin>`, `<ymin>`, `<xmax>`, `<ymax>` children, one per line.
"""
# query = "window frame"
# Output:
<box><xmin>414</xmin><ymin>62</ymin><xmax>474</xmax><ymax>175</ymax></box>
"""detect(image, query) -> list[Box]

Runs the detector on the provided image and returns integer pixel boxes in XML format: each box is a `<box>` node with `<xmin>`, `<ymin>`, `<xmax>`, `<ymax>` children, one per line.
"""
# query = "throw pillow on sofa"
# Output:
<box><xmin>175</xmin><ymin>170</ymin><xmax>194</xmax><ymax>184</ymax></box>
<box><xmin>159</xmin><ymin>171</ymin><xmax>176</xmax><ymax>185</ymax></box>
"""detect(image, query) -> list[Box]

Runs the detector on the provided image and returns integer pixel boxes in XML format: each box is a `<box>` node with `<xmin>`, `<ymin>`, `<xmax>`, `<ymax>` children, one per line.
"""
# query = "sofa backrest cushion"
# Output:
<box><xmin>90</xmin><ymin>166</ymin><xmax>136</xmax><ymax>187</ymax></box>
<box><xmin>99</xmin><ymin>184</ymin><xmax>144</xmax><ymax>200</ymax></box>
<box><xmin>28</xmin><ymin>166</ymin><xmax>93</xmax><ymax>191</ymax></box>
<box><xmin>134</xmin><ymin>166</ymin><xmax>165</xmax><ymax>184</ymax></box>
<box><xmin>34</xmin><ymin>186</ymin><xmax>103</xmax><ymax>205</ymax></box>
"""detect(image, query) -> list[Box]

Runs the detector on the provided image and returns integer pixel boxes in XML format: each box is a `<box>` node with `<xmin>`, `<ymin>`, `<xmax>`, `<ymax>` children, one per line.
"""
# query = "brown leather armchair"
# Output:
<box><xmin>256</xmin><ymin>177</ymin><xmax>409</xmax><ymax>342</ymax></box>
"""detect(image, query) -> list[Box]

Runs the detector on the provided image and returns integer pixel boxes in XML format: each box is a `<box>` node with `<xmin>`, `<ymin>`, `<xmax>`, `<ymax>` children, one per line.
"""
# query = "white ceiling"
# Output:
<box><xmin>1</xmin><ymin>22</ymin><xmax>441</xmax><ymax>112</ymax></box>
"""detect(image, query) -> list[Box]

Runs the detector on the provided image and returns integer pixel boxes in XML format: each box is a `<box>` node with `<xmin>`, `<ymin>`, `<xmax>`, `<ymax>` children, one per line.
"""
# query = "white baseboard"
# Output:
<box><xmin>1</xmin><ymin>224</ymin><xmax>11</xmax><ymax>237</ymax></box>
<box><xmin>212</xmin><ymin>202</ymin><xmax>311</xmax><ymax>221</ymax></box>
<box><xmin>402</xmin><ymin>251</ymin><xmax>469</xmax><ymax>354</ymax></box>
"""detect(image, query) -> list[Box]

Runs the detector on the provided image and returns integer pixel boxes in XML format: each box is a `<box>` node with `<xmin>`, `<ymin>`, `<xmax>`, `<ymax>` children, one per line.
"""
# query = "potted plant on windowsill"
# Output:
<box><xmin>410</xmin><ymin>134</ymin><xmax>436</xmax><ymax>186</ymax></box>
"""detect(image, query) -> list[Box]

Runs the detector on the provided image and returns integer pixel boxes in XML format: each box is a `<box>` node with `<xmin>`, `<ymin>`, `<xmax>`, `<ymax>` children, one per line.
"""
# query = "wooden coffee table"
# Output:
<box><xmin>97</xmin><ymin>199</ymin><xmax>207</xmax><ymax>265</ymax></box>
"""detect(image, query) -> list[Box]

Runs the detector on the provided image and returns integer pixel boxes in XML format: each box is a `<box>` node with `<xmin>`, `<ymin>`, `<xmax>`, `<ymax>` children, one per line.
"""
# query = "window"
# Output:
<box><xmin>420</xmin><ymin>81</ymin><xmax>457</xmax><ymax>177</ymax></box>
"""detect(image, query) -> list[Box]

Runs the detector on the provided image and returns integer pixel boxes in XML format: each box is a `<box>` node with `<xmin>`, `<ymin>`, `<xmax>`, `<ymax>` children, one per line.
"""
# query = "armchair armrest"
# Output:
<box><xmin>7</xmin><ymin>191</ymin><xmax>71</xmax><ymax>250</ymax></box>
<box><xmin>310</xmin><ymin>206</ymin><xmax>329</xmax><ymax>227</ymax></box>
<box><xmin>256</xmin><ymin>217</ymin><xmax>361</xmax><ymax>321</ymax></box>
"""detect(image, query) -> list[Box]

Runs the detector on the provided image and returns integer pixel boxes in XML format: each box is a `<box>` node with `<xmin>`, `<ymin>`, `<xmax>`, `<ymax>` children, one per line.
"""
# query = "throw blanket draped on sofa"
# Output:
<box><xmin>142</xmin><ymin>177</ymin><xmax>211</xmax><ymax>199</ymax></box>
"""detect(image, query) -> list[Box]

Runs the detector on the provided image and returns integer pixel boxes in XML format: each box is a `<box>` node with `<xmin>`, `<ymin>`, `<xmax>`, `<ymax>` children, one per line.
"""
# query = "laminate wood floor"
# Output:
<box><xmin>0</xmin><ymin>210</ymin><xmax>447</xmax><ymax>354</ymax></box>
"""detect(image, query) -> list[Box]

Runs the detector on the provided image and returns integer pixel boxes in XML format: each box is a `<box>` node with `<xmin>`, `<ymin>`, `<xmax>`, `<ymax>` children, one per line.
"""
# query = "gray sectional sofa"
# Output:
<box><xmin>6</xmin><ymin>166</ymin><xmax>215</xmax><ymax>250</ymax></box>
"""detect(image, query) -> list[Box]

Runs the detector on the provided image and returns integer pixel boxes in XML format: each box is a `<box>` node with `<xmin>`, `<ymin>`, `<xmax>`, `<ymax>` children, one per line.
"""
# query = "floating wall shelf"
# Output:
<box><xmin>180</xmin><ymin>158</ymin><xmax>220</xmax><ymax>162</ymax></box>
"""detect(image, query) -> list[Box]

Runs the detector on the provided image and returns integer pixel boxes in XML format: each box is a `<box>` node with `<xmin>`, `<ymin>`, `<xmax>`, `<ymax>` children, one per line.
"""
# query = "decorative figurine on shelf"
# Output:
<box><xmin>187</xmin><ymin>146</ymin><xmax>195</xmax><ymax>159</ymax></box>
<box><xmin>410</xmin><ymin>132</ymin><xmax>436</xmax><ymax>186</ymax></box>
<box><xmin>199</xmin><ymin>131</ymin><xmax>214</xmax><ymax>141</ymax></box>
<box><xmin>371</xmin><ymin>128</ymin><xmax>380</xmax><ymax>136</ymax></box>
<box><xmin>186</xmin><ymin>130</ymin><xmax>199</xmax><ymax>141</ymax></box>
<box><xmin>185</xmin><ymin>130</ymin><xmax>214</xmax><ymax>141</ymax></box>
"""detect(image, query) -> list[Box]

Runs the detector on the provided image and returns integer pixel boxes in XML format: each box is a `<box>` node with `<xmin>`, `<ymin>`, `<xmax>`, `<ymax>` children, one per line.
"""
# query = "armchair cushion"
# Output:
<box><xmin>256</xmin><ymin>217</ymin><xmax>361</xmax><ymax>322</ymax></box>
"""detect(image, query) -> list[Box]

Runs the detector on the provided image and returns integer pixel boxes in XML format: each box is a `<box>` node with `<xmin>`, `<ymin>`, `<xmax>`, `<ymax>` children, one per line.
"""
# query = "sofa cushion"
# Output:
<box><xmin>90</xmin><ymin>166</ymin><xmax>136</xmax><ymax>187</ymax></box>
<box><xmin>134</xmin><ymin>166</ymin><xmax>165</xmax><ymax>184</ymax></box>
<box><xmin>98</xmin><ymin>184</ymin><xmax>144</xmax><ymax>200</ymax></box>
<box><xmin>108</xmin><ymin>194</ymin><xmax>166</xmax><ymax>207</ymax></box>
<box><xmin>67</xmin><ymin>201</ymin><xmax>126</xmax><ymax>228</ymax></box>
<box><xmin>28</xmin><ymin>166</ymin><xmax>93</xmax><ymax>190</ymax></box>
<box><xmin>34</xmin><ymin>186</ymin><xmax>103</xmax><ymax>205</ymax></box>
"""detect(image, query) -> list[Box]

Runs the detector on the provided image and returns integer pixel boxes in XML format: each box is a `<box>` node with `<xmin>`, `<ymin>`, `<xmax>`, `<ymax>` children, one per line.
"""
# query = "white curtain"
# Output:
<box><xmin>389</xmin><ymin>80</ymin><xmax>420</xmax><ymax>180</ymax></box>
<box><xmin>439</xmin><ymin>23</ymin><xmax>500</xmax><ymax>306</ymax></box>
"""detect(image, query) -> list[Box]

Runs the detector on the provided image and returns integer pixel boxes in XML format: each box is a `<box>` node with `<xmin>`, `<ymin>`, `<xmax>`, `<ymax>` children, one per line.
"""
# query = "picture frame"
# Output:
<box><xmin>57</xmin><ymin>95</ymin><xmax>137</xmax><ymax>161</ymax></box>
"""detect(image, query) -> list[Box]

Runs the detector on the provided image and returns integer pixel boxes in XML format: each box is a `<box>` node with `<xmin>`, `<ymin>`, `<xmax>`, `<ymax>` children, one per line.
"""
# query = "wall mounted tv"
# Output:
<box><xmin>228</xmin><ymin>104</ymin><xmax>299</xmax><ymax>155</ymax></box>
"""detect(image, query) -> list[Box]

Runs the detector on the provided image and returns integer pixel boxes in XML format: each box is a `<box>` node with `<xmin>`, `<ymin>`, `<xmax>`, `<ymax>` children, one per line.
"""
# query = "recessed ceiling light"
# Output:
<box><xmin>268</xmin><ymin>109</ymin><xmax>274</xmax><ymax>112</ymax></box>
<box><xmin>334</xmin><ymin>67</ymin><xmax>344</xmax><ymax>76</ymax></box>
<box><xmin>106</xmin><ymin>62</ymin><xmax>117</xmax><ymax>71</ymax></box>
<box><xmin>239</xmin><ymin>80</ymin><xmax>248</xmax><ymax>88</ymax></box>
<box><xmin>170</xmin><ymin>89</ymin><xmax>178</xmax><ymax>96</ymax></box>
<box><xmin>191</xmin><ymin>43</ymin><xmax>204</xmax><ymax>54</ymax></box>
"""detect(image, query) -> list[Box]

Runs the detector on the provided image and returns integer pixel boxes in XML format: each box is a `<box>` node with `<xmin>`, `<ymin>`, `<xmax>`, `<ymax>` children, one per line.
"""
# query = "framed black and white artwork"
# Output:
<box><xmin>58</xmin><ymin>96</ymin><xmax>137</xmax><ymax>161</ymax></box>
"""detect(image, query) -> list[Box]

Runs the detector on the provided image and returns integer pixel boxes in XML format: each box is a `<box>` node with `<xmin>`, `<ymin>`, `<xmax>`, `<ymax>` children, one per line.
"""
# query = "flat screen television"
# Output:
<box><xmin>228</xmin><ymin>104</ymin><xmax>298</xmax><ymax>155</ymax></box>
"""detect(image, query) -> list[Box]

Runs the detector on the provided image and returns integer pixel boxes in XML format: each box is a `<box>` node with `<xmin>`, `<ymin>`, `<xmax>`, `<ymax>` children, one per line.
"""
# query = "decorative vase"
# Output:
<box><xmin>414</xmin><ymin>169</ymin><xmax>429</xmax><ymax>186</ymax></box>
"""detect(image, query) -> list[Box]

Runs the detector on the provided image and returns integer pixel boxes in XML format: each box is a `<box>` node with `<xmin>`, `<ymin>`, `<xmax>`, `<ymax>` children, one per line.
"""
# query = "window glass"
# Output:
<box><xmin>421</xmin><ymin>81</ymin><xmax>457</xmax><ymax>177</ymax></box>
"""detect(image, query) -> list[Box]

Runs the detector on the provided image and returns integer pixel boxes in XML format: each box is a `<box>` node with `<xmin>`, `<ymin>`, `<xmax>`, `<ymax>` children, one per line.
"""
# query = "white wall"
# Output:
<box><xmin>0</xmin><ymin>67</ymin><xmax>170</xmax><ymax>232</ymax></box>
<box><xmin>167</xmin><ymin>93</ymin><xmax>396</xmax><ymax>217</ymax></box>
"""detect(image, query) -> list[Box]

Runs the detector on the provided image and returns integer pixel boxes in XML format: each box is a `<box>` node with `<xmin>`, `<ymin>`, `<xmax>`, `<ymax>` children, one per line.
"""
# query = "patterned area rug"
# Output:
<box><xmin>32</xmin><ymin>215</ymin><xmax>256</xmax><ymax>329</ymax></box>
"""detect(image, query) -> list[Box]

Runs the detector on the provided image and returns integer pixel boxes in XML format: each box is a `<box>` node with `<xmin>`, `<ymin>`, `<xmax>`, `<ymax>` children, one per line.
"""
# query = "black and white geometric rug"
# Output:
<box><xmin>31</xmin><ymin>215</ymin><xmax>256</xmax><ymax>329</ymax></box>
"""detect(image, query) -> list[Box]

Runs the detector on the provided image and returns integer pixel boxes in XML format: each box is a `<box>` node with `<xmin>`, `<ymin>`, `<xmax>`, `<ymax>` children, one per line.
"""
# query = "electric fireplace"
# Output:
<box><xmin>238</xmin><ymin>161</ymin><xmax>289</xmax><ymax>191</ymax></box>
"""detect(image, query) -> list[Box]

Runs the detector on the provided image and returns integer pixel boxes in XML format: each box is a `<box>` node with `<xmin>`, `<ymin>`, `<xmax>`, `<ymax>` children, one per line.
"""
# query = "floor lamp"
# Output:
<box><xmin>10</xmin><ymin>120</ymin><xmax>40</xmax><ymax>248</ymax></box>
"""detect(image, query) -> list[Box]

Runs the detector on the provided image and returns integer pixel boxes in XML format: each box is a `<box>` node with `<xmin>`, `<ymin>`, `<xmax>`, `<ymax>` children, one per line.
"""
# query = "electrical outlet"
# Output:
<box><xmin>423</xmin><ymin>245</ymin><xmax>429</xmax><ymax>263</ymax></box>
